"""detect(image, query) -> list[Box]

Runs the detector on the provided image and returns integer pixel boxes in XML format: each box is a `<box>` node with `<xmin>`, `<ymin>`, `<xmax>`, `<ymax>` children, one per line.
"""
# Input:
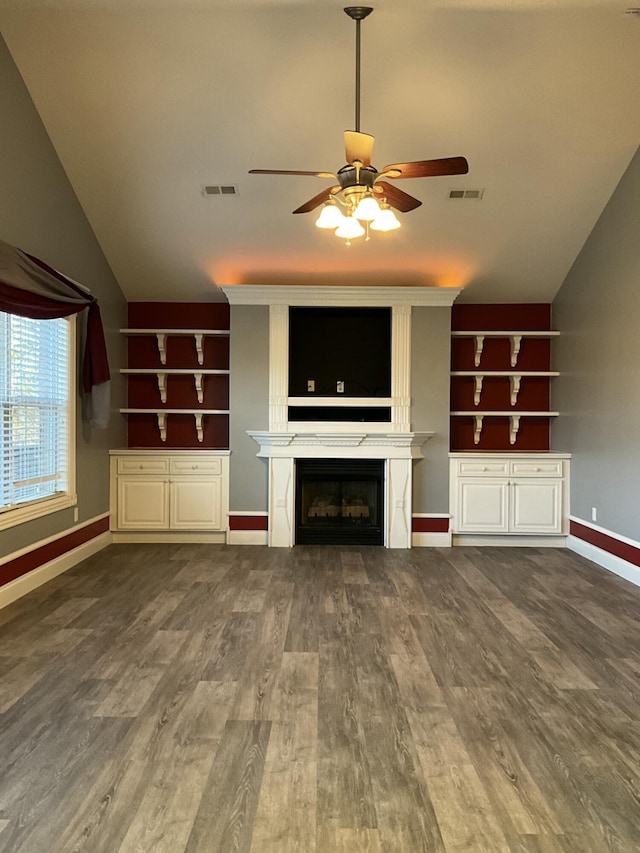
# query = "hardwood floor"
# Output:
<box><xmin>0</xmin><ymin>543</ymin><xmax>639</xmax><ymax>852</ymax></box>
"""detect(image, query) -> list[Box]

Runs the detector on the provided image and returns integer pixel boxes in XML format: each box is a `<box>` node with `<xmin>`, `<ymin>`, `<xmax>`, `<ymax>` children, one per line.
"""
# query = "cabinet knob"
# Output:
<box><xmin>139</xmin><ymin>465</ymin><xmax>143</xmax><ymax>469</ymax></box>
<box><xmin>192</xmin><ymin>465</ymin><xmax>198</xmax><ymax>470</ymax></box>
<box><xmin>482</xmin><ymin>466</ymin><xmax>488</xmax><ymax>471</ymax></box>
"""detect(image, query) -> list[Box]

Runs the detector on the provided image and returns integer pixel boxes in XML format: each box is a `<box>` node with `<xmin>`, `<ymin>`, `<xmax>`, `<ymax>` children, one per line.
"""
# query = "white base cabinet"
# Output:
<box><xmin>450</xmin><ymin>453</ymin><xmax>569</xmax><ymax>543</ymax></box>
<box><xmin>110</xmin><ymin>451</ymin><xmax>230</xmax><ymax>541</ymax></box>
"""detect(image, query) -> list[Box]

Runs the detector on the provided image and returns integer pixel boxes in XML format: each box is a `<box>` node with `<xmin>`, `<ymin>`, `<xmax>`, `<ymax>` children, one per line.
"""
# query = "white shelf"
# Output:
<box><xmin>120</xmin><ymin>408</ymin><xmax>230</xmax><ymax>443</ymax></box>
<box><xmin>451</xmin><ymin>411</ymin><xmax>559</xmax><ymax>445</ymax></box>
<box><xmin>451</xmin><ymin>371</ymin><xmax>560</xmax><ymax>406</ymax></box>
<box><xmin>287</xmin><ymin>396</ymin><xmax>393</xmax><ymax>407</ymax></box>
<box><xmin>120</xmin><ymin>369</ymin><xmax>229</xmax><ymax>403</ymax></box>
<box><xmin>120</xmin><ymin>328</ymin><xmax>229</xmax><ymax>365</ymax></box>
<box><xmin>451</xmin><ymin>330</ymin><xmax>560</xmax><ymax>367</ymax></box>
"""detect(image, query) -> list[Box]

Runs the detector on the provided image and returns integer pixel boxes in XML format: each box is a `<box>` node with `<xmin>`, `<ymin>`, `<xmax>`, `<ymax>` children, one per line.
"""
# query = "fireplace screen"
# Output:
<box><xmin>295</xmin><ymin>459</ymin><xmax>384</xmax><ymax>545</ymax></box>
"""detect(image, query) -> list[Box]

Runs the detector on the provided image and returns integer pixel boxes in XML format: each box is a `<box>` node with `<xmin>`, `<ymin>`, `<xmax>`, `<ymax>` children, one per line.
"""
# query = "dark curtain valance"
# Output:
<box><xmin>0</xmin><ymin>238</ymin><xmax>111</xmax><ymax>427</ymax></box>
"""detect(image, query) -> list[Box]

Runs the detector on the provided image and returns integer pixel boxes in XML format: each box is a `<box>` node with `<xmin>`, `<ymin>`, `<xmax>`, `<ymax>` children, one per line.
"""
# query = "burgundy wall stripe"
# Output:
<box><xmin>0</xmin><ymin>516</ymin><xmax>110</xmax><ymax>588</ymax></box>
<box><xmin>411</xmin><ymin>516</ymin><xmax>450</xmax><ymax>533</ymax></box>
<box><xmin>570</xmin><ymin>520</ymin><xmax>640</xmax><ymax>569</ymax></box>
<box><xmin>229</xmin><ymin>515</ymin><xmax>269</xmax><ymax>531</ymax></box>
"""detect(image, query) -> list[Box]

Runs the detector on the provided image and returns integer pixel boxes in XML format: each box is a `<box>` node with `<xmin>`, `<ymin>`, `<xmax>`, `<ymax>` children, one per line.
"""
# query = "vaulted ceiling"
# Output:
<box><xmin>1</xmin><ymin>0</ymin><xmax>639</xmax><ymax>303</ymax></box>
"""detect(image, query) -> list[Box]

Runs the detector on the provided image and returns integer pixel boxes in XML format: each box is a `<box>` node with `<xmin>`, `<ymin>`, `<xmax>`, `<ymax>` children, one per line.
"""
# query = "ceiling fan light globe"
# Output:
<box><xmin>335</xmin><ymin>216</ymin><xmax>366</xmax><ymax>240</ymax></box>
<box><xmin>353</xmin><ymin>195</ymin><xmax>381</xmax><ymax>221</ymax></box>
<box><xmin>370</xmin><ymin>207</ymin><xmax>401</xmax><ymax>232</ymax></box>
<box><xmin>316</xmin><ymin>203</ymin><xmax>347</xmax><ymax>229</ymax></box>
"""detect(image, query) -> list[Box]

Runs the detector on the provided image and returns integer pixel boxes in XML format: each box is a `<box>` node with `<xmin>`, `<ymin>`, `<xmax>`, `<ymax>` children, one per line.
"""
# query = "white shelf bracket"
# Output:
<box><xmin>194</xmin><ymin>334</ymin><xmax>204</xmax><ymax>366</ymax></box>
<box><xmin>510</xmin><ymin>335</ymin><xmax>522</xmax><ymax>368</ymax></box>
<box><xmin>157</xmin><ymin>412</ymin><xmax>167</xmax><ymax>442</ymax></box>
<box><xmin>473</xmin><ymin>375</ymin><xmax>484</xmax><ymax>406</ymax></box>
<box><xmin>194</xmin><ymin>413</ymin><xmax>204</xmax><ymax>443</ymax></box>
<box><xmin>510</xmin><ymin>374</ymin><xmax>522</xmax><ymax>406</ymax></box>
<box><xmin>155</xmin><ymin>333</ymin><xmax>167</xmax><ymax>365</ymax></box>
<box><xmin>156</xmin><ymin>372</ymin><xmax>167</xmax><ymax>403</ymax></box>
<box><xmin>193</xmin><ymin>372</ymin><xmax>204</xmax><ymax>404</ymax></box>
<box><xmin>473</xmin><ymin>414</ymin><xmax>484</xmax><ymax>445</ymax></box>
<box><xmin>509</xmin><ymin>414</ymin><xmax>521</xmax><ymax>445</ymax></box>
<box><xmin>473</xmin><ymin>335</ymin><xmax>485</xmax><ymax>368</ymax></box>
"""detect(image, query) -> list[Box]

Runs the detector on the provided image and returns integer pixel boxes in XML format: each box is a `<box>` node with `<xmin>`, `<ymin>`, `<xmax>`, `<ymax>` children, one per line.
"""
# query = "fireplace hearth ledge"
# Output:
<box><xmin>248</xmin><ymin>430</ymin><xmax>433</xmax><ymax>548</ymax></box>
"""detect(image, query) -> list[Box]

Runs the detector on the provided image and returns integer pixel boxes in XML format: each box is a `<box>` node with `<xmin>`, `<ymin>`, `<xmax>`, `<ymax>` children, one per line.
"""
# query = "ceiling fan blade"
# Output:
<box><xmin>344</xmin><ymin>131</ymin><xmax>374</xmax><ymax>167</ymax></box>
<box><xmin>375</xmin><ymin>181</ymin><xmax>422</xmax><ymax>212</ymax></box>
<box><xmin>382</xmin><ymin>156</ymin><xmax>469</xmax><ymax>179</ymax></box>
<box><xmin>249</xmin><ymin>169</ymin><xmax>334</xmax><ymax>177</ymax></box>
<box><xmin>292</xmin><ymin>186</ymin><xmax>340</xmax><ymax>215</ymax></box>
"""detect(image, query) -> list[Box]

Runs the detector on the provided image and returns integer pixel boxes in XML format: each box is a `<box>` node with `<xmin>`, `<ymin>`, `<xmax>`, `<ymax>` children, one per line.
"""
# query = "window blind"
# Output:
<box><xmin>0</xmin><ymin>312</ymin><xmax>70</xmax><ymax>512</ymax></box>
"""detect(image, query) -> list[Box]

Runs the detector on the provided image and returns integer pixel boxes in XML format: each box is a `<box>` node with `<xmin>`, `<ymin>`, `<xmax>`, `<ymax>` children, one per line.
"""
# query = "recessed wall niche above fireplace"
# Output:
<box><xmin>289</xmin><ymin>307</ymin><xmax>391</xmax><ymax>423</ymax></box>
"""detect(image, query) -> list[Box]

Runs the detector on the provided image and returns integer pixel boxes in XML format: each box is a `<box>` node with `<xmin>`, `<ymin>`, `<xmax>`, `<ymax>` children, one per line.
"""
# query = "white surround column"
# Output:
<box><xmin>387</xmin><ymin>458</ymin><xmax>412</xmax><ymax>548</ymax></box>
<box><xmin>268</xmin><ymin>456</ymin><xmax>294</xmax><ymax>547</ymax></box>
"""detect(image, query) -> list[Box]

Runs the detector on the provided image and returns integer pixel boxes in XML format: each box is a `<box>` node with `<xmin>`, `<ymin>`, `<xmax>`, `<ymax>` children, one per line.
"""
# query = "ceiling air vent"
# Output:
<box><xmin>201</xmin><ymin>184</ymin><xmax>238</xmax><ymax>196</ymax></box>
<box><xmin>449</xmin><ymin>189</ymin><xmax>484</xmax><ymax>200</ymax></box>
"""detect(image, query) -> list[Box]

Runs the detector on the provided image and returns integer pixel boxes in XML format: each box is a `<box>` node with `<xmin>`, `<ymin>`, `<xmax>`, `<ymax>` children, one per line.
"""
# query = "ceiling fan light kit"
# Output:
<box><xmin>249</xmin><ymin>6</ymin><xmax>469</xmax><ymax>245</ymax></box>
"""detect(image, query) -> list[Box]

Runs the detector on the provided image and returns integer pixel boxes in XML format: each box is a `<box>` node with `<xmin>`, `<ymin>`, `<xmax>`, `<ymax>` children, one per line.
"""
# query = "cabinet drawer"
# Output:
<box><xmin>457</xmin><ymin>460</ymin><xmax>509</xmax><ymax>477</ymax></box>
<box><xmin>117</xmin><ymin>457</ymin><xmax>169</xmax><ymax>475</ymax></box>
<box><xmin>170</xmin><ymin>458</ymin><xmax>222</xmax><ymax>475</ymax></box>
<box><xmin>510</xmin><ymin>460</ymin><xmax>563</xmax><ymax>477</ymax></box>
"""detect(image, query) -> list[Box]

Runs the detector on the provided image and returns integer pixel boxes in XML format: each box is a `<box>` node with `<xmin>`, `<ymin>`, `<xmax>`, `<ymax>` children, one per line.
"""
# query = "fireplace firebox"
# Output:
<box><xmin>295</xmin><ymin>459</ymin><xmax>384</xmax><ymax>545</ymax></box>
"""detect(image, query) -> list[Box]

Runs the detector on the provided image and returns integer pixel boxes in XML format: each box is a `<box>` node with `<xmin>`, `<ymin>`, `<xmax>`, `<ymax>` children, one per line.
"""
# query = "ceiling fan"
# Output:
<box><xmin>249</xmin><ymin>6</ymin><xmax>469</xmax><ymax>241</ymax></box>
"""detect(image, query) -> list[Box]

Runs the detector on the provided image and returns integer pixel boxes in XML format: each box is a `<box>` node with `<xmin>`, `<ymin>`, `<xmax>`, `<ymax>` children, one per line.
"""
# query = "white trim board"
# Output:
<box><xmin>227</xmin><ymin>530</ymin><xmax>269</xmax><ymax>546</ymax></box>
<box><xmin>220</xmin><ymin>285</ymin><xmax>461</xmax><ymax>307</ymax></box>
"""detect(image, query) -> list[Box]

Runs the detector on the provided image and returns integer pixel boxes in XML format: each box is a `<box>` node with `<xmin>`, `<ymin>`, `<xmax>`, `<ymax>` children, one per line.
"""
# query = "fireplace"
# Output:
<box><xmin>295</xmin><ymin>459</ymin><xmax>384</xmax><ymax>545</ymax></box>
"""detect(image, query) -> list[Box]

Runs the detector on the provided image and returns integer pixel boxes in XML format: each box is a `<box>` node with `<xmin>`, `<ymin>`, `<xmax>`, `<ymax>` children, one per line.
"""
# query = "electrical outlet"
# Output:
<box><xmin>73</xmin><ymin>507</ymin><xmax>79</xmax><ymax>523</ymax></box>
<box><xmin>307</xmin><ymin>379</ymin><xmax>315</xmax><ymax>392</ymax></box>
<box><xmin>591</xmin><ymin>507</ymin><xmax>597</xmax><ymax>522</ymax></box>
<box><xmin>337</xmin><ymin>380</ymin><xmax>345</xmax><ymax>393</ymax></box>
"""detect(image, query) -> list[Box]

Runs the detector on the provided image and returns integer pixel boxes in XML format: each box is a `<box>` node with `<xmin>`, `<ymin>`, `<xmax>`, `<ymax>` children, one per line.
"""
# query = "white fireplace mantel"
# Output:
<box><xmin>225</xmin><ymin>285</ymin><xmax>453</xmax><ymax>549</ymax></box>
<box><xmin>248</xmin><ymin>430</ymin><xmax>433</xmax><ymax>548</ymax></box>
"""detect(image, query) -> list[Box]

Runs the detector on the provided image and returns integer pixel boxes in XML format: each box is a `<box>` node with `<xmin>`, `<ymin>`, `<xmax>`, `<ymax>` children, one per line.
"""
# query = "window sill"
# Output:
<box><xmin>0</xmin><ymin>493</ymin><xmax>77</xmax><ymax>532</ymax></box>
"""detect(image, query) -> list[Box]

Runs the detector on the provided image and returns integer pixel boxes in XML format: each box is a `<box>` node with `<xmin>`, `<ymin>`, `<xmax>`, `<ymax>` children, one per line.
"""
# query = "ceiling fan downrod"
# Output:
<box><xmin>344</xmin><ymin>7</ymin><xmax>373</xmax><ymax>133</ymax></box>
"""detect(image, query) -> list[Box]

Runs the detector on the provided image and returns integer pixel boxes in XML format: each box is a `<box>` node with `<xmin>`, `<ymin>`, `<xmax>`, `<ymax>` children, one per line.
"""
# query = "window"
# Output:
<box><xmin>0</xmin><ymin>312</ymin><xmax>76</xmax><ymax>529</ymax></box>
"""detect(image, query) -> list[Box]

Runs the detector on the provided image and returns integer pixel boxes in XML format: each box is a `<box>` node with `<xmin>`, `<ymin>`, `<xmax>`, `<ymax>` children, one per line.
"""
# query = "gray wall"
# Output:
<box><xmin>552</xmin><ymin>145</ymin><xmax>640</xmax><ymax>541</ymax></box>
<box><xmin>411</xmin><ymin>307</ymin><xmax>452</xmax><ymax>514</ymax></box>
<box><xmin>228</xmin><ymin>305</ymin><xmax>270</xmax><ymax>511</ymax></box>
<box><xmin>0</xmin><ymin>34</ymin><xmax>126</xmax><ymax>557</ymax></box>
<box><xmin>228</xmin><ymin>303</ymin><xmax>452</xmax><ymax>515</ymax></box>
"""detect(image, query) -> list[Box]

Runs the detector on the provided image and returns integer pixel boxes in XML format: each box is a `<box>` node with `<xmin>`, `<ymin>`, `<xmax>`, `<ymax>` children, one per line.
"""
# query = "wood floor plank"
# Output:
<box><xmin>184</xmin><ymin>720</ymin><xmax>271</xmax><ymax>853</ymax></box>
<box><xmin>250</xmin><ymin>652</ymin><xmax>318</xmax><ymax>852</ymax></box>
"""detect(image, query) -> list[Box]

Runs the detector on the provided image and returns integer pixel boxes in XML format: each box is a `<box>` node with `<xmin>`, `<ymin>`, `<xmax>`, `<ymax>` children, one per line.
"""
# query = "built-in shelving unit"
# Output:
<box><xmin>450</xmin><ymin>305</ymin><xmax>560</xmax><ymax>452</ymax></box>
<box><xmin>120</xmin><ymin>306</ymin><xmax>230</xmax><ymax>448</ymax></box>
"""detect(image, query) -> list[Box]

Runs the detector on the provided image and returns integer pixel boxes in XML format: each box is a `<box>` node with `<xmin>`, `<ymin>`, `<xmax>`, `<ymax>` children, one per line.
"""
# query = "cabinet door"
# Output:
<box><xmin>456</xmin><ymin>478</ymin><xmax>510</xmax><ymax>533</ymax></box>
<box><xmin>117</xmin><ymin>477</ymin><xmax>170</xmax><ymax>529</ymax></box>
<box><xmin>510</xmin><ymin>478</ymin><xmax>563</xmax><ymax>534</ymax></box>
<box><xmin>170</xmin><ymin>477</ymin><xmax>222</xmax><ymax>530</ymax></box>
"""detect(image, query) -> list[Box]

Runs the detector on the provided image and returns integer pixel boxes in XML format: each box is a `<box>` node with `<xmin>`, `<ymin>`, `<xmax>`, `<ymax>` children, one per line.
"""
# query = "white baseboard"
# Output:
<box><xmin>227</xmin><ymin>530</ymin><xmax>269</xmax><ymax>546</ymax></box>
<box><xmin>452</xmin><ymin>534</ymin><xmax>568</xmax><ymax>548</ymax></box>
<box><xmin>111</xmin><ymin>531</ymin><xmax>227</xmax><ymax>544</ymax></box>
<box><xmin>568</xmin><ymin>534</ymin><xmax>640</xmax><ymax>589</ymax></box>
<box><xmin>0</xmin><ymin>530</ymin><xmax>112</xmax><ymax>611</ymax></box>
<box><xmin>412</xmin><ymin>532</ymin><xmax>452</xmax><ymax>547</ymax></box>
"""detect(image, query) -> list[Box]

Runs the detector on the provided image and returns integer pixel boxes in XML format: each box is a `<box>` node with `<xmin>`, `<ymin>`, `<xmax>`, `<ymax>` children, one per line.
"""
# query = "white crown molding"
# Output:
<box><xmin>220</xmin><ymin>285</ymin><xmax>461</xmax><ymax>307</ymax></box>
